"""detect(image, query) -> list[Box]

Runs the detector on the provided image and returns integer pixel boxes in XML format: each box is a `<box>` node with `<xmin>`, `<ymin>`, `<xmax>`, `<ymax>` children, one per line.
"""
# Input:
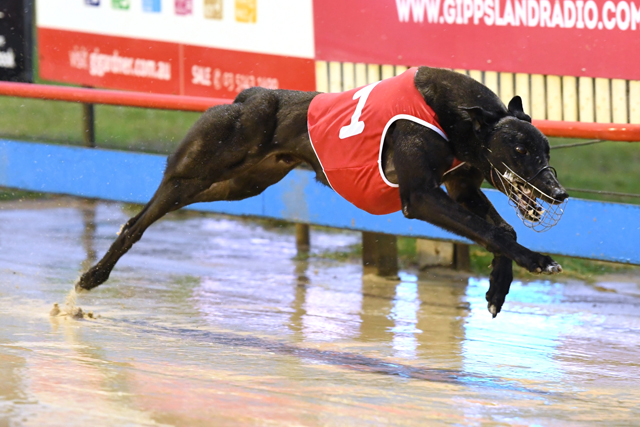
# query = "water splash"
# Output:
<box><xmin>49</xmin><ymin>287</ymin><xmax>95</xmax><ymax>319</ymax></box>
<box><xmin>64</xmin><ymin>288</ymin><xmax>78</xmax><ymax>313</ymax></box>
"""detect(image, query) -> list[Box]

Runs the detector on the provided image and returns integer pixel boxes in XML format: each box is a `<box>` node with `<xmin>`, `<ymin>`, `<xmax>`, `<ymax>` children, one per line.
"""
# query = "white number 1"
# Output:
<box><xmin>339</xmin><ymin>81</ymin><xmax>380</xmax><ymax>139</ymax></box>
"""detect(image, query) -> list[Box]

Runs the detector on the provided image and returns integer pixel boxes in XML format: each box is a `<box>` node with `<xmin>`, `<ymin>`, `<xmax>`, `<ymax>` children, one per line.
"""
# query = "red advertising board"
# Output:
<box><xmin>182</xmin><ymin>45</ymin><xmax>313</xmax><ymax>98</ymax></box>
<box><xmin>313</xmin><ymin>0</ymin><xmax>640</xmax><ymax>80</ymax></box>
<box><xmin>38</xmin><ymin>28</ymin><xmax>315</xmax><ymax>97</ymax></box>
<box><xmin>39</xmin><ymin>29</ymin><xmax>179</xmax><ymax>94</ymax></box>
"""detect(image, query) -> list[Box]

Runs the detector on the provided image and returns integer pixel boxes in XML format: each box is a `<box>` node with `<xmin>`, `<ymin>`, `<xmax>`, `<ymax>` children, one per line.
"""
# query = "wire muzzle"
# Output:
<box><xmin>491</xmin><ymin>163</ymin><xmax>567</xmax><ymax>232</ymax></box>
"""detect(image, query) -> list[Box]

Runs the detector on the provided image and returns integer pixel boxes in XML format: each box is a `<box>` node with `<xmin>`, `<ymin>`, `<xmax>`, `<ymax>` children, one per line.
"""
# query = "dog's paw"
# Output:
<box><xmin>75</xmin><ymin>277</ymin><xmax>90</xmax><ymax>293</ymax></box>
<box><xmin>74</xmin><ymin>280</ymin><xmax>89</xmax><ymax>293</ymax></box>
<box><xmin>542</xmin><ymin>262</ymin><xmax>563</xmax><ymax>275</ymax></box>
<box><xmin>75</xmin><ymin>267</ymin><xmax>110</xmax><ymax>292</ymax></box>
<box><xmin>486</xmin><ymin>290</ymin><xmax>506</xmax><ymax>318</ymax></box>
<box><xmin>486</xmin><ymin>292</ymin><xmax>506</xmax><ymax>318</ymax></box>
<box><xmin>485</xmin><ymin>256</ymin><xmax>513</xmax><ymax>318</ymax></box>
<box><xmin>532</xmin><ymin>261</ymin><xmax>563</xmax><ymax>275</ymax></box>
<box><xmin>516</xmin><ymin>252</ymin><xmax>562</xmax><ymax>274</ymax></box>
<box><xmin>524</xmin><ymin>254</ymin><xmax>563</xmax><ymax>275</ymax></box>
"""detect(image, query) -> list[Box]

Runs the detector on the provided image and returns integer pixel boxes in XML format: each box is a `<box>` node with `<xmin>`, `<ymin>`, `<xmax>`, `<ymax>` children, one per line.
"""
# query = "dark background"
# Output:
<box><xmin>0</xmin><ymin>0</ymin><xmax>33</xmax><ymax>82</ymax></box>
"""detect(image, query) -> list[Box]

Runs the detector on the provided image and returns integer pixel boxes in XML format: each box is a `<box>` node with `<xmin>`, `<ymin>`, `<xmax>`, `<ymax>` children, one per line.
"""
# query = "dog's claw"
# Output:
<box><xmin>488</xmin><ymin>303</ymin><xmax>499</xmax><ymax>318</ymax></box>
<box><xmin>543</xmin><ymin>263</ymin><xmax>563</xmax><ymax>274</ymax></box>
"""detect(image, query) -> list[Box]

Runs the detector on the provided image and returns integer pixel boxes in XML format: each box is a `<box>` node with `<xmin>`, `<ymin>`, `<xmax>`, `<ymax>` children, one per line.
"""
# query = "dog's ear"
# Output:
<box><xmin>460</xmin><ymin>106</ymin><xmax>501</xmax><ymax>140</ymax></box>
<box><xmin>508</xmin><ymin>96</ymin><xmax>532</xmax><ymax>122</ymax></box>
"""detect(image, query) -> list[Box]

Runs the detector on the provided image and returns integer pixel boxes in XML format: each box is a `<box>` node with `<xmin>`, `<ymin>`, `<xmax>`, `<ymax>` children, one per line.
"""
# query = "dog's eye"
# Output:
<box><xmin>515</xmin><ymin>146</ymin><xmax>527</xmax><ymax>155</ymax></box>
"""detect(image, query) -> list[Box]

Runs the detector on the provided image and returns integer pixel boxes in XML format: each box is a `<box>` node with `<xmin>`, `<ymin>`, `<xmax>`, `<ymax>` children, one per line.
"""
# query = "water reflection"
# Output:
<box><xmin>359</xmin><ymin>275</ymin><xmax>395</xmax><ymax>345</ymax></box>
<box><xmin>1</xmin><ymin>200</ymin><xmax>639</xmax><ymax>425</ymax></box>
<box><xmin>80</xmin><ymin>200</ymin><xmax>97</xmax><ymax>272</ymax></box>
<box><xmin>462</xmin><ymin>278</ymin><xmax>563</xmax><ymax>383</ymax></box>
<box><xmin>301</xmin><ymin>275</ymin><xmax>363</xmax><ymax>342</ymax></box>
<box><xmin>288</xmin><ymin>260</ymin><xmax>309</xmax><ymax>340</ymax></box>
<box><xmin>0</xmin><ymin>346</ymin><xmax>28</xmax><ymax>420</ymax></box>
<box><xmin>390</xmin><ymin>279</ymin><xmax>421</xmax><ymax>359</ymax></box>
<box><xmin>415</xmin><ymin>273</ymin><xmax>468</xmax><ymax>370</ymax></box>
<box><xmin>42</xmin><ymin>317</ymin><xmax>152</xmax><ymax>424</ymax></box>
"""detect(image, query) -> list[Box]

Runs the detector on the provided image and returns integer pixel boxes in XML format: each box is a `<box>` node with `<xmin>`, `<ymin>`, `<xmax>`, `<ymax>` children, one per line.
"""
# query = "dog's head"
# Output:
<box><xmin>462</xmin><ymin>96</ymin><xmax>569</xmax><ymax>231</ymax></box>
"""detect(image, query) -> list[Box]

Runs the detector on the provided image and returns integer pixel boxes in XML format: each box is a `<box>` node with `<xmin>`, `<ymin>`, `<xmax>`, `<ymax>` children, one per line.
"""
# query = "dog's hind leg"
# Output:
<box><xmin>77</xmin><ymin>155</ymin><xmax>299</xmax><ymax>291</ymax></box>
<box><xmin>76</xmin><ymin>175</ymin><xmax>213</xmax><ymax>291</ymax></box>
<box><xmin>77</xmin><ymin>90</ymin><xmax>303</xmax><ymax>291</ymax></box>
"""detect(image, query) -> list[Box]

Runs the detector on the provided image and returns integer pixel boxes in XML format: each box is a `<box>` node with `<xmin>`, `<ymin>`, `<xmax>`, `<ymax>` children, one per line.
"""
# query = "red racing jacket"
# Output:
<box><xmin>308</xmin><ymin>67</ymin><xmax>461</xmax><ymax>215</ymax></box>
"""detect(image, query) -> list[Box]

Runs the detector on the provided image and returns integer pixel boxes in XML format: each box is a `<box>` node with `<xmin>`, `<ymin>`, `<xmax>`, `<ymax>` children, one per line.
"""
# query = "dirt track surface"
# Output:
<box><xmin>1</xmin><ymin>199</ymin><xmax>639</xmax><ymax>426</ymax></box>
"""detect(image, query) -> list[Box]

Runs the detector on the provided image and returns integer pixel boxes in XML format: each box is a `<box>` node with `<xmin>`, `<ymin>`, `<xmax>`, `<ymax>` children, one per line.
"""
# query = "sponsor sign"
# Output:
<box><xmin>313</xmin><ymin>0</ymin><xmax>640</xmax><ymax>80</ymax></box>
<box><xmin>0</xmin><ymin>0</ymin><xmax>33</xmax><ymax>82</ymax></box>
<box><xmin>37</xmin><ymin>0</ymin><xmax>315</xmax><ymax>97</ymax></box>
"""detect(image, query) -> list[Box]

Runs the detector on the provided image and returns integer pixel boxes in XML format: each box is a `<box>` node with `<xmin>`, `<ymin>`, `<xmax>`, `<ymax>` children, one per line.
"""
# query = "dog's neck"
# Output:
<box><xmin>414</xmin><ymin>67</ymin><xmax>507</xmax><ymax>172</ymax></box>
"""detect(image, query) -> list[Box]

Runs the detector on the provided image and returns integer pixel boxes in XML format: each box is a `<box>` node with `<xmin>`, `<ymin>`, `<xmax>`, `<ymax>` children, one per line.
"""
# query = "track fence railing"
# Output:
<box><xmin>2</xmin><ymin>81</ymin><xmax>640</xmax><ymax>141</ymax></box>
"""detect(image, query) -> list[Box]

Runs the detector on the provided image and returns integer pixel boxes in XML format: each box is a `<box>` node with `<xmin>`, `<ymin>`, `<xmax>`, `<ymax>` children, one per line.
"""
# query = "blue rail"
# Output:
<box><xmin>1</xmin><ymin>139</ymin><xmax>639</xmax><ymax>265</ymax></box>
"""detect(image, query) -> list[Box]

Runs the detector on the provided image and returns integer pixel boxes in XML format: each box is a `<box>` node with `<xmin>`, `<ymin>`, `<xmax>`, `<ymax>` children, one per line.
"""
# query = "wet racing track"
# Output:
<box><xmin>1</xmin><ymin>199</ymin><xmax>639</xmax><ymax>426</ymax></box>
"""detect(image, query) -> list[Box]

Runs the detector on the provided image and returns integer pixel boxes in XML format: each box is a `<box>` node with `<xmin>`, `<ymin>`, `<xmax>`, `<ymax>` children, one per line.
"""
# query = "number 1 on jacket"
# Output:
<box><xmin>338</xmin><ymin>81</ymin><xmax>381</xmax><ymax>140</ymax></box>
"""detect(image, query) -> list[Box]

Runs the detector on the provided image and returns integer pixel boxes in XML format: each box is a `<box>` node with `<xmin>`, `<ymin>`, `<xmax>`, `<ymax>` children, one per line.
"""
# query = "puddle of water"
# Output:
<box><xmin>0</xmin><ymin>199</ymin><xmax>639</xmax><ymax>426</ymax></box>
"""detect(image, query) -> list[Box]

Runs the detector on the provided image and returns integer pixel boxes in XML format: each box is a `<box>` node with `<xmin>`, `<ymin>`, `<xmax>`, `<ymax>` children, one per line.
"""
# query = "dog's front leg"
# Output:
<box><xmin>392</xmin><ymin>127</ymin><xmax>561</xmax><ymax>276</ymax></box>
<box><xmin>445</xmin><ymin>172</ymin><xmax>517</xmax><ymax>317</ymax></box>
<box><xmin>487</xmin><ymin>255</ymin><xmax>513</xmax><ymax>317</ymax></box>
<box><xmin>403</xmin><ymin>187</ymin><xmax>561</xmax><ymax>272</ymax></box>
<box><xmin>474</xmin><ymin>194</ymin><xmax>517</xmax><ymax>317</ymax></box>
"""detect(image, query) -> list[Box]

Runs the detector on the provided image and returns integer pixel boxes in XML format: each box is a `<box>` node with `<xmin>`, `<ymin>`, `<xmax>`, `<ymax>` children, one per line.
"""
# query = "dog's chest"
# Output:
<box><xmin>306</xmin><ymin>68</ymin><xmax>447</xmax><ymax>215</ymax></box>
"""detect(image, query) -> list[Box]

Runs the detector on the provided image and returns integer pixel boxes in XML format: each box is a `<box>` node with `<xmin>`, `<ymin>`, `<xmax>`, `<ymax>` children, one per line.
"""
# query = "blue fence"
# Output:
<box><xmin>1</xmin><ymin>139</ymin><xmax>639</xmax><ymax>265</ymax></box>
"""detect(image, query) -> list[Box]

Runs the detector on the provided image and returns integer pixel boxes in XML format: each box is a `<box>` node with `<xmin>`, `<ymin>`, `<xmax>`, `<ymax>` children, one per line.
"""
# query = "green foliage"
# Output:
<box><xmin>313</xmin><ymin>237</ymin><xmax>640</xmax><ymax>279</ymax></box>
<box><xmin>549</xmin><ymin>138</ymin><xmax>640</xmax><ymax>205</ymax></box>
<box><xmin>397</xmin><ymin>236</ymin><xmax>417</xmax><ymax>267</ymax></box>
<box><xmin>469</xmin><ymin>245</ymin><xmax>640</xmax><ymax>281</ymax></box>
<box><xmin>311</xmin><ymin>243</ymin><xmax>361</xmax><ymax>262</ymax></box>
<box><xmin>0</xmin><ymin>97</ymin><xmax>84</xmax><ymax>145</ymax></box>
<box><xmin>310</xmin><ymin>236</ymin><xmax>417</xmax><ymax>266</ymax></box>
<box><xmin>0</xmin><ymin>96</ymin><xmax>199</xmax><ymax>154</ymax></box>
<box><xmin>0</xmin><ymin>188</ymin><xmax>48</xmax><ymax>201</ymax></box>
<box><xmin>94</xmin><ymin>105</ymin><xmax>199</xmax><ymax>154</ymax></box>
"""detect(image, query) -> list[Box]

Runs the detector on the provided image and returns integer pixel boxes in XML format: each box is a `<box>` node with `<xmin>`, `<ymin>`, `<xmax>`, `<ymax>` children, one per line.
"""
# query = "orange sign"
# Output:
<box><xmin>235</xmin><ymin>0</ymin><xmax>257</xmax><ymax>23</ymax></box>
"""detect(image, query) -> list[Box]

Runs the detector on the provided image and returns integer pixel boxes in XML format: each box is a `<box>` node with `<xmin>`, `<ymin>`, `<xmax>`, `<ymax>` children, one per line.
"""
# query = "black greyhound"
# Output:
<box><xmin>76</xmin><ymin>67</ymin><xmax>568</xmax><ymax>317</ymax></box>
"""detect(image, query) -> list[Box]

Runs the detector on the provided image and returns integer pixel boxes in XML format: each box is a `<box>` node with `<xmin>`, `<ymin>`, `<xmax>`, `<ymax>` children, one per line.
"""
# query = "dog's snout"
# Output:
<box><xmin>529</xmin><ymin>168</ymin><xmax>568</xmax><ymax>202</ymax></box>
<box><xmin>551</xmin><ymin>186</ymin><xmax>569</xmax><ymax>202</ymax></box>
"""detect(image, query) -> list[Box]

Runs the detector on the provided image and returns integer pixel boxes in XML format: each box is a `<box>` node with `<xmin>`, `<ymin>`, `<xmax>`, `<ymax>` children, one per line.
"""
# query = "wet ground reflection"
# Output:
<box><xmin>0</xmin><ymin>199</ymin><xmax>639</xmax><ymax>426</ymax></box>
